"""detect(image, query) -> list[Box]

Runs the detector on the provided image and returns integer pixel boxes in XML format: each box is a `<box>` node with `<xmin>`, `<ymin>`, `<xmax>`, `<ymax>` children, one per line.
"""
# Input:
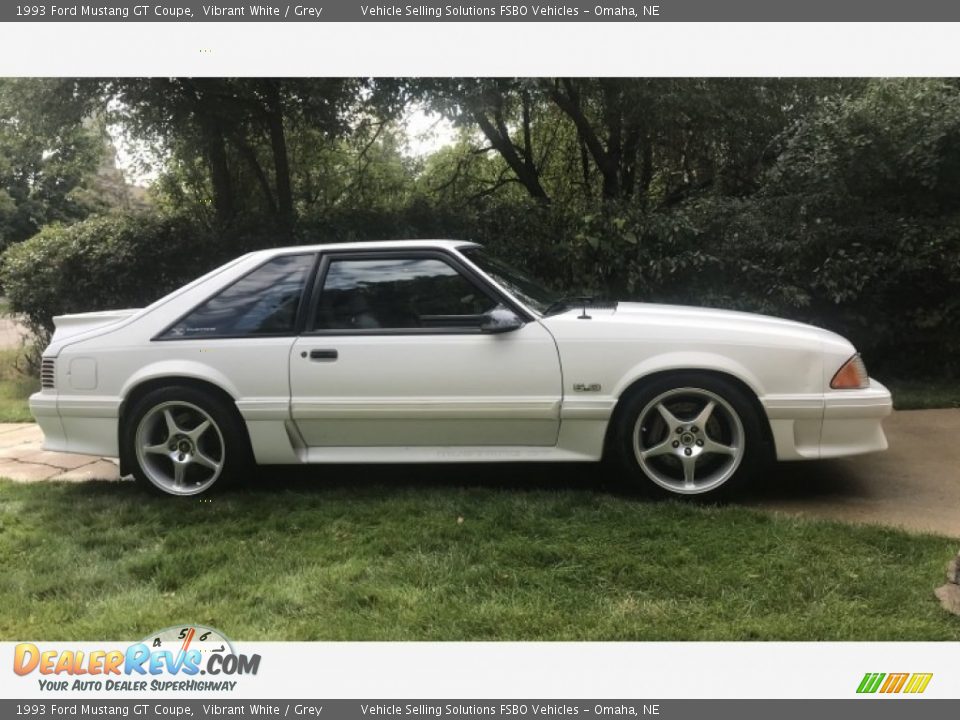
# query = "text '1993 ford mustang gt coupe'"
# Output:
<box><xmin>30</xmin><ymin>240</ymin><xmax>892</xmax><ymax>498</ymax></box>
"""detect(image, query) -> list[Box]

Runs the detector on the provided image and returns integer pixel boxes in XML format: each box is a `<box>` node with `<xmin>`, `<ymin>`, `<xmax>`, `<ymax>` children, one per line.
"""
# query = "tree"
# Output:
<box><xmin>542</xmin><ymin>78</ymin><xmax>649</xmax><ymax>201</ymax></box>
<box><xmin>416</xmin><ymin>78</ymin><xmax>553</xmax><ymax>203</ymax></box>
<box><xmin>418</xmin><ymin>77</ymin><xmax>852</xmax><ymax>208</ymax></box>
<box><xmin>106</xmin><ymin>78</ymin><xmax>366</xmax><ymax>233</ymax></box>
<box><xmin>0</xmin><ymin>79</ymin><xmax>107</xmax><ymax>249</ymax></box>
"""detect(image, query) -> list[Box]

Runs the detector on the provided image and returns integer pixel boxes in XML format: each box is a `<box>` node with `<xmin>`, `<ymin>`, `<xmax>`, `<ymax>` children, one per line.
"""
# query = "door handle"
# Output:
<box><xmin>309</xmin><ymin>349</ymin><xmax>338</xmax><ymax>361</ymax></box>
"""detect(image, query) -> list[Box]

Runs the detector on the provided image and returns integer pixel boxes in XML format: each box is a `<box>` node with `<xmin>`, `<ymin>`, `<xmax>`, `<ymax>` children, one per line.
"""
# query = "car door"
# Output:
<box><xmin>289</xmin><ymin>249</ymin><xmax>563</xmax><ymax>448</ymax></box>
<box><xmin>153</xmin><ymin>252</ymin><xmax>317</xmax><ymax>441</ymax></box>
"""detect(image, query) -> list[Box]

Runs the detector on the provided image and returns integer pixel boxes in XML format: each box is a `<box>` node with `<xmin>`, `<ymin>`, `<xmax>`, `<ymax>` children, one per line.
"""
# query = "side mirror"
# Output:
<box><xmin>480</xmin><ymin>308</ymin><xmax>524</xmax><ymax>334</ymax></box>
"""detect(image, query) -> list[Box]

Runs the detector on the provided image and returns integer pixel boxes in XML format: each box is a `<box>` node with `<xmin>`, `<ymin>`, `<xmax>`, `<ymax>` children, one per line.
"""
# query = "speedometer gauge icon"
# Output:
<box><xmin>142</xmin><ymin>625</ymin><xmax>235</xmax><ymax>657</ymax></box>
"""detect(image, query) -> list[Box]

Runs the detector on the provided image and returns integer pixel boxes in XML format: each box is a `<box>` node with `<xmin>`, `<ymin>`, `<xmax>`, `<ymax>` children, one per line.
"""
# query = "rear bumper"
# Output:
<box><xmin>764</xmin><ymin>379</ymin><xmax>892</xmax><ymax>460</ymax></box>
<box><xmin>29</xmin><ymin>391</ymin><xmax>120</xmax><ymax>458</ymax></box>
<box><xmin>29</xmin><ymin>393</ymin><xmax>68</xmax><ymax>452</ymax></box>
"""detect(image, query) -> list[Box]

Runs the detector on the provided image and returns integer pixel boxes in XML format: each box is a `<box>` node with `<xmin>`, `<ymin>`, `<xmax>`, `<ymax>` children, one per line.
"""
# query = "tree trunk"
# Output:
<box><xmin>263</xmin><ymin>81</ymin><xmax>294</xmax><ymax>233</ymax></box>
<box><xmin>182</xmin><ymin>79</ymin><xmax>236</xmax><ymax>226</ymax></box>
<box><xmin>229</xmin><ymin>134</ymin><xmax>278</xmax><ymax>218</ymax></box>
<box><xmin>473</xmin><ymin>111</ymin><xmax>551</xmax><ymax>203</ymax></box>
<box><xmin>601</xmin><ymin>80</ymin><xmax>624</xmax><ymax>200</ymax></box>
<box><xmin>547</xmin><ymin>79</ymin><xmax>620</xmax><ymax>201</ymax></box>
<box><xmin>203</xmin><ymin>120</ymin><xmax>235</xmax><ymax>225</ymax></box>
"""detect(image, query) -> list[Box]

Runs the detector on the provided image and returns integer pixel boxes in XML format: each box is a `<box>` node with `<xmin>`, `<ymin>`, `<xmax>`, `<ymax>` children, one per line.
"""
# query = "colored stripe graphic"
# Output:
<box><xmin>880</xmin><ymin>673</ymin><xmax>909</xmax><ymax>693</ymax></box>
<box><xmin>857</xmin><ymin>673</ymin><xmax>885</xmax><ymax>693</ymax></box>
<box><xmin>857</xmin><ymin>672</ymin><xmax>932</xmax><ymax>694</ymax></box>
<box><xmin>903</xmin><ymin>673</ymin><xmax>934</xmax><ymax>694</ymax></box>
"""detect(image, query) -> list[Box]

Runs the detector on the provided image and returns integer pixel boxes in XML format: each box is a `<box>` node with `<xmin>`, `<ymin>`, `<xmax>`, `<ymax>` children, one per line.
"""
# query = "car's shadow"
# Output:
<box><xmin>742</xmin><ymin>459</ymin><xmax>876</xmax><ymax>503</ymax></box>
<box><xmin>23</xmin><ymin>458</ymin><xmax>875</xmax><ymax>506</ymax></box>
<box><xmin>241</xmin><ymin>457</ymin><xmax>875</xmax><ymax>506</ymax></box>
<box><xmin>248</xmin><ymin>461</ymin><xmax>619</xmax><ymax>496</ymax></box>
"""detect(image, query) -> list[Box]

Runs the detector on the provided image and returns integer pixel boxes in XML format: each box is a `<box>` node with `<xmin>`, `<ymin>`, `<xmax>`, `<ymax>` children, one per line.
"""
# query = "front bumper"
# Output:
<box><xmin>764</xmin><ymin>378</ymin><xmax>892</xmax><ymax>460</ymax></box>
<box><xmin>818</xmin><ymin>378</ymin><xmax>892</xmax><ymax>459</ymax></box>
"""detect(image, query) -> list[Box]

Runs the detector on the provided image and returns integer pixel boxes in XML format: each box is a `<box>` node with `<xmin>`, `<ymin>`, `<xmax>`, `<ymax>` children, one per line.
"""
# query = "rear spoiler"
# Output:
<box><xmin>51</xmin><ymin>308</ymin><xmax>142</xmax><ymax>343</ymax></box>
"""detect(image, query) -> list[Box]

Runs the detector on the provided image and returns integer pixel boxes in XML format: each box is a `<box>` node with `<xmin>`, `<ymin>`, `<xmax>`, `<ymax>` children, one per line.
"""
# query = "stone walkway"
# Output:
<box><xmin>0</xmin><ymin>423</ymin><xmax>119</xmax><ymax>481</ymax></box>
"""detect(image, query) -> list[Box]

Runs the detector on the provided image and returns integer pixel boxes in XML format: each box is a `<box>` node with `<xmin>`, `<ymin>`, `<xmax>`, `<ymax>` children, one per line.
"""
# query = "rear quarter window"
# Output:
<box><xmin>162</xmin><ymin>254</ymin><xmax>315</xmax><ymax>339</ymax></box>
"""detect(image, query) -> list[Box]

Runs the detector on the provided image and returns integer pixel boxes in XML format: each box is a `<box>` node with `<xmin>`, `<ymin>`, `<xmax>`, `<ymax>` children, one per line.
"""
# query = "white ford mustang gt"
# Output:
<box><xmin>30</xmin><ymin>239</ymin><xmax>892</xmax><ymax>498</ymax></box>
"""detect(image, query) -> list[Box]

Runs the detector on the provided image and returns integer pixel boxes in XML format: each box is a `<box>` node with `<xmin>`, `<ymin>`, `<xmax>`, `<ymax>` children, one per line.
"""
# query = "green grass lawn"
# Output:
<box><xmin>0</xmin><ymin>474</ymin><xmax>957</xmax><ymax>641</ymax></box>
<box><xmin>0</xmin><ymin>348</ymin><xmax>38</xmax><ymax>423</ymax></box>
<box><xmin>888</xmin><ymin>378</ymin><xmax>960</xmax><ymax>410</ymax></box>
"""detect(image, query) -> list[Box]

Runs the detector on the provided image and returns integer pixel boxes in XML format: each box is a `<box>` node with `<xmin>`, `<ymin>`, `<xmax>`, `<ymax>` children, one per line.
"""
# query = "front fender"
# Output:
<box><xmin>610</xmin><ymin>351</ymin><xmax>767</xmax><ymax>400</ymax></box>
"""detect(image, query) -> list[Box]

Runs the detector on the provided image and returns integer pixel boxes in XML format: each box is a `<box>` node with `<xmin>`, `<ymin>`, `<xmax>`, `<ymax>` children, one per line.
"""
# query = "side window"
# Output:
<box><xmin>313</xmin><ymin>256</ymin><xmax>500</xmax><ymax>331</ymax></box>
<box><xmin>163</xmin><ymin>254</ymin><xmax>315</xmax><ymax>339</ymax></box>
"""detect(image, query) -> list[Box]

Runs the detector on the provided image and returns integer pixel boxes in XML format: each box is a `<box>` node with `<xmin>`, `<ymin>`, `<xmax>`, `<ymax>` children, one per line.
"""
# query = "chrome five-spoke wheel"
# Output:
<box><xmin>134</xmin><ymin>400</ymin><xmax>225</xmax><ymax>495</ymax></box>
<box><xmin>632</xmin><ymin>387</ymin><xmax>746</xmax><ymax>495</ymax></box>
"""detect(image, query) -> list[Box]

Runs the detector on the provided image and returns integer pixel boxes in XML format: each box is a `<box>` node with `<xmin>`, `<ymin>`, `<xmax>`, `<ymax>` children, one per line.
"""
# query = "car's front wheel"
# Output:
<box><xmin>124</xmin><ymin>386</ymin><xmax>247</xmax><ymax>496</ymax></box>
<box><xmin>614</xmin><ymin>373</ymin><xmax>766</xmax><ymax>500</ymax></box>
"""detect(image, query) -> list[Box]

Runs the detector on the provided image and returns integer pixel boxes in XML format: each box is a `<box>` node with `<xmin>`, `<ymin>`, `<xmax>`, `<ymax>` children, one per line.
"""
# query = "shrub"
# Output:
<box><xmin>0</xmin><ymin>212</ymin><xmax>229</xmax><ymax>345</ymax></box>
<box><xmin>5</xmin><ymin>137</ymin><xmax>959</xmax><ymax>383</ymax></box>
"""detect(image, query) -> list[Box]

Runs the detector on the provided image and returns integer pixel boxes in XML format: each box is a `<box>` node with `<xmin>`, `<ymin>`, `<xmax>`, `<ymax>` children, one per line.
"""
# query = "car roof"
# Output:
<box><xmin>254</xmin><ymin>239</ymin><xmax>480</xmax><ymax>257</ymax></box>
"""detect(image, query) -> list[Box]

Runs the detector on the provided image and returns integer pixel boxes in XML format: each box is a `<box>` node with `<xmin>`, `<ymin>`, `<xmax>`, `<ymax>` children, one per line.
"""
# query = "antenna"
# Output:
<box><xmin>577</xmin><ymin>296</ymin><xmax>592</xmax><ymax>320</ymax></box>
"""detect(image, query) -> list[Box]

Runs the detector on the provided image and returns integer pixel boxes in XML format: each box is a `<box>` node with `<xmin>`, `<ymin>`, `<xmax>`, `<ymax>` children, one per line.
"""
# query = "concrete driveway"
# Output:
<box><xmin>744</xmin><ymin>408</ymin><xmax>960</xmax><ymax>538</ymax></box>
<box><xmin>0</xmin><ymin>409</ymin><xmax>957</xmax><ymax>538</ymax></box>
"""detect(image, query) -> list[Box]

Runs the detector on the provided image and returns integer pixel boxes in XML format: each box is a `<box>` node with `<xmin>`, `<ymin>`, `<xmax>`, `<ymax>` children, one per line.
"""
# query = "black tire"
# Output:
<box><xmin>122</xmin><ymin>385</ymin><xmax>251</xmax><ymax>496</ymax></box>
<box><xmin>611</xmin><ymin>372</ymin><xmax>768</xmax><ymax>501</ymax></box>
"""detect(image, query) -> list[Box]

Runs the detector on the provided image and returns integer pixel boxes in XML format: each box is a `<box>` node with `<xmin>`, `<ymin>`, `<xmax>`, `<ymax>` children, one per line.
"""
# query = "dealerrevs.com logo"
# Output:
<box><xmin>13</xmin><ymin>625</ymin><xmax>260</xmax><ymax>692</ymax></box>
<box><xmin>856</xmin><ymin>672</ymin><xmax>933</xmax><ymax>695</ymax></box>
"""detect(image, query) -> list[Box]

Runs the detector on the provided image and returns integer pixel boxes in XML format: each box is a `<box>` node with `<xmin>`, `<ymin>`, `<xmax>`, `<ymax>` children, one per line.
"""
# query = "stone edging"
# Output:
<box><xmin>935</xmin><ymin>552</ymin><xmax>960</xmax><ymax>616</ymax></box>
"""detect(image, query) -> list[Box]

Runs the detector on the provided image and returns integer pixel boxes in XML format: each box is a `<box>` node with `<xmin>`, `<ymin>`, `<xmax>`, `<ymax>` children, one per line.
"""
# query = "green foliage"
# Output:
<box><xmin>748</xmin><ymin>79</ymin><xmax>960</xmax><ymax>372</ymax></box>
<box><xmin>0</xmin><ymin>212</ymin><xmax>225</xmax><ymax>340</ymax></box>
<box><xmin>0</xmin><ymin>79</ymin><xmax>107</xmax><ymax>249</ymax></box>
<box><xmin>106</xmin><ymin>78</ymin><xmax>382</xmax><ymax>230</ymax></box>
<box><xmin>1</xmin><ymin>77</ymin><xmax>958</xmax><ymax>380</ymax></box>
<box><xmin>0</xmin><ymin>348</ymin><xmax>39</xmax><ymax>422</ymax></box>
<box><xmin>439</xmin><ymin>79</ymin><xmax>960</xmax><ymax>377</ymax></box>
<box><xmin>887</xmin><ymin>378</ymin><xmax>960</xmax><ymax>410</ymax></box>
<box><xmin>291</xmin><ymin>126</ymin><xmax>420</xmax><ymax>215</ymax></box>
<box><xmin>417</xmin><ymin>78</ymin><xmax>854</xmax><ymax>206</ymax></box>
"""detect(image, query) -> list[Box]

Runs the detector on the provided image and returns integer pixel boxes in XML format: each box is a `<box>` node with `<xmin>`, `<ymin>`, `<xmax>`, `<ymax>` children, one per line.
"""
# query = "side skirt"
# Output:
<box><xmin>244</xmin><ymin>419</ymin><xmax>608</xmax><ymax>465</ymax></box>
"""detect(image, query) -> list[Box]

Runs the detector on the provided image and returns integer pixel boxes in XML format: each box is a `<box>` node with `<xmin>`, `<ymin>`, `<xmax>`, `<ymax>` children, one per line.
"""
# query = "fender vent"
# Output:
<box><xmin>40</xmin><ymin>358</ymin><xmax>55</xmax><ymax>389</ymax></box>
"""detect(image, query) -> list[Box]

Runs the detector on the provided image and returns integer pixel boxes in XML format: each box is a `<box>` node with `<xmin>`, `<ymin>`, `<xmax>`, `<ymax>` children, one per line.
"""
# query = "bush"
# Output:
<box><xmin>6</xmin><ymin>84</ymin><xmax>960</xmax><ymax>384</ymax></box>
<box><xmin>301</xmin><ymin>190</ymin><xmax>960</xmax><ymax>380</ymax></box>
<box><xmin>0</xmin><ymin>212</ymin><xmax>230</xmax><ymax>345</ymax></box>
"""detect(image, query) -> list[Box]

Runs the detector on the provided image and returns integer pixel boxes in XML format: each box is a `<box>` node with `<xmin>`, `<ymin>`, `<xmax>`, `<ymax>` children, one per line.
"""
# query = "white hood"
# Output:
<box><xmin>546</xmin><ymin>301</ymin><xmax>854</xmax><ymax>355</ymax></box>
<box><xmin>613</xmin><ymin>301</ymin><xmax>836</xmax><ymax>338</ymax></box>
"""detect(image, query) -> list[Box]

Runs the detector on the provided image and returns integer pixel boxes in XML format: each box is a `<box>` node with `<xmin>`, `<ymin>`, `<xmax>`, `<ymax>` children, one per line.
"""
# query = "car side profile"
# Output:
<box><xmin>30</xmin><ymin>240</ymin><xmax>892</xmax><ymax>498</ymax></box>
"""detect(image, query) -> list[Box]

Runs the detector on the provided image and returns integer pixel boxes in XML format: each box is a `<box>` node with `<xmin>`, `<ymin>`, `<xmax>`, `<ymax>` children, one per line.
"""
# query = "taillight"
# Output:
<box><xmin>830</xmin><ymin>354</ymin><xmax>869</xmax><ymax>390</ymax></box>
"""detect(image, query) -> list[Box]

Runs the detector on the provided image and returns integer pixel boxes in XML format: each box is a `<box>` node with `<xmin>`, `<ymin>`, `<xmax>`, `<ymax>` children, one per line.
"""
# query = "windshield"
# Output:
<box><xmin>460</xmin><ymin>247</ymin><xmax>559</xmax><ymax>315</ymax></box>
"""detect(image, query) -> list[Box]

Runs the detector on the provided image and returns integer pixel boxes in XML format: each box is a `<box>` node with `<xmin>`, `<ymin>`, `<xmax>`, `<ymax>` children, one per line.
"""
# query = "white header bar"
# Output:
<box><xmin>1</xmin><ymin>22</ymin><xmax>960</xmax><ymax>77</ymax></box>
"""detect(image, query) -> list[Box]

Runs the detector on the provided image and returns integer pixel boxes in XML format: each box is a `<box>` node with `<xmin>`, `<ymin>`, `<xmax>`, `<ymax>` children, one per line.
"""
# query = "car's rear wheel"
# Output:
<box><xmin>124</xmin><ymin>386</ymin><xmax>247</xmax><ymax>496</ymax></box>
<box><xmin>614</xmin><ymin>373</ymin><xmax>765</xmax><ymax>500</ymax></box>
